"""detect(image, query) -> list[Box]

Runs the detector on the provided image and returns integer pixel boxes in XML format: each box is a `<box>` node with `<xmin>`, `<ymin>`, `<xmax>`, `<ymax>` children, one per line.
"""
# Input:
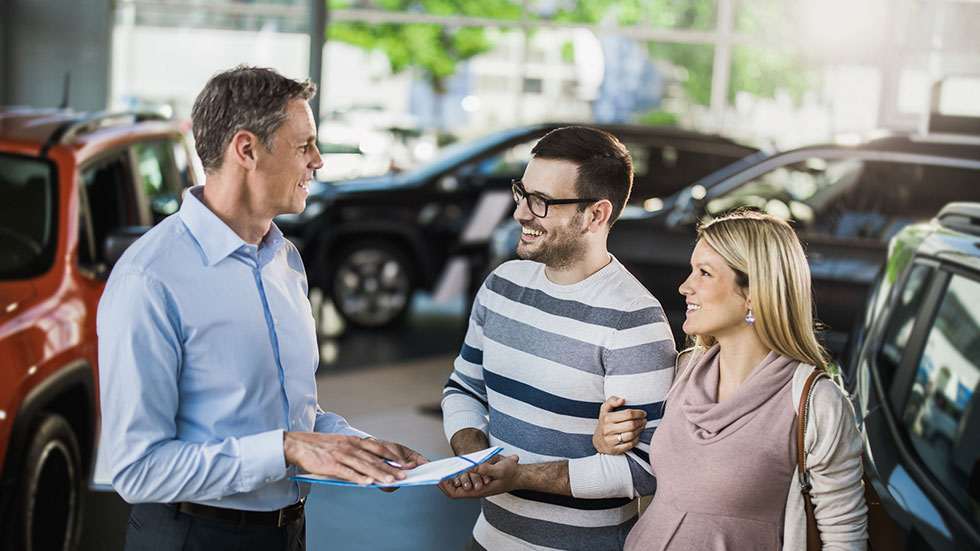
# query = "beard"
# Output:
<box><xmin>515</xmin><ymin>212</ymin><xmax>587</xmax><ymax>270</ymax></box>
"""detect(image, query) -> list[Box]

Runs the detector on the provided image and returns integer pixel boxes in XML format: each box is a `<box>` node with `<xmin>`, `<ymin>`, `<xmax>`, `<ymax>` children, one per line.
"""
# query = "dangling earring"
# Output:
<box><xmin>745</xmin><ymin>308</ymin><xmax>755</xmax><ymax>325</ymax></box>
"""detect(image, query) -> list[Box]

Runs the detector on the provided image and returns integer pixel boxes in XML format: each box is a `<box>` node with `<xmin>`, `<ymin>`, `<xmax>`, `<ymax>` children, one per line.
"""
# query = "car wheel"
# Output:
<box><xmin>330</xmin><ymin>241</ymin><xmax>414</xmax><ymax>328</ymax></box>
<box><xmin>8</xmin><ymin>412</ymin><xmax>84</xmax><ymax>551</ymax></box>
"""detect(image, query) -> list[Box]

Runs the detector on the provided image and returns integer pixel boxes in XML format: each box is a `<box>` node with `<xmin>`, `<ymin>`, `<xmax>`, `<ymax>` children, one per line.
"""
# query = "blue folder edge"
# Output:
<box><xmin>290</xmin><ymin>447</ymin><xmax>503</xmax><ymax>488</ymax></box>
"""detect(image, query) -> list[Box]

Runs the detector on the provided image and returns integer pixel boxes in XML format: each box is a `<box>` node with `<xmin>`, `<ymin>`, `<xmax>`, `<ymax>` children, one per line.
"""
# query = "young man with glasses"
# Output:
<box><xmin>440</xmin><ymin>126</ymin><xmax>677</xmax><ymax>550</ymax></box>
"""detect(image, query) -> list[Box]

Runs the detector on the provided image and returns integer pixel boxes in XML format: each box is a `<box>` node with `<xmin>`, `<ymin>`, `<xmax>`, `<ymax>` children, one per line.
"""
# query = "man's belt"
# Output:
<box><xmin>176</xmin><ymin>498</ymin><xmax>305</xmax><ymax>527</ymax></box>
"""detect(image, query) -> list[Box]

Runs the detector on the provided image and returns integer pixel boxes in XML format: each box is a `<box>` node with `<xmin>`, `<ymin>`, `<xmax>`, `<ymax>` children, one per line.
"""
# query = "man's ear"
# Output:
<box><xmin>229</xmin><ymin>130</ymin><xmax>259</xmax><ymax>170</ymax></box>
<box><xmin>585</xmin><ymin>199</ymin><xmax>614</xmax><ymax>233</ymax></box>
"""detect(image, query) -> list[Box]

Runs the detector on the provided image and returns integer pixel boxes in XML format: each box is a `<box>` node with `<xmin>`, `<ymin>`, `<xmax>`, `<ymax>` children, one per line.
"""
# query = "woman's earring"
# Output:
<box><xmin>745</xmin><ymin>308</ymin><xmax>755</xmax><ymax>325</ymax></box>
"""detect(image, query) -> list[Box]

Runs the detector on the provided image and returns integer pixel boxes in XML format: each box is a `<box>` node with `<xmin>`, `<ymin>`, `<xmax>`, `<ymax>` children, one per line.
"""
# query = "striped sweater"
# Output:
<box><xmin>443</xmin><ymin>257</ymin><xmax>676</xmax><ymax>551</ymax></box>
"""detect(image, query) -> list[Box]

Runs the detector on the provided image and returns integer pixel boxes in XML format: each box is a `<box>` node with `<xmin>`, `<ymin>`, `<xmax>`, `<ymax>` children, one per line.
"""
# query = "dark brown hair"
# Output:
<box><xmin>530</xmin><ymin>126</ymin><xmax>633</xmax><ymax>226</ymax></box>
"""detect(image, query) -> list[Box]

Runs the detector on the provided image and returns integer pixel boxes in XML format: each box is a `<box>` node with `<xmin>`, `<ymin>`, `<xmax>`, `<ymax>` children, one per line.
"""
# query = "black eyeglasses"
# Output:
<box><xmin>511</xmin><ymin>179</ymin><xmax>599</xmax><ymax>218</ymax></box>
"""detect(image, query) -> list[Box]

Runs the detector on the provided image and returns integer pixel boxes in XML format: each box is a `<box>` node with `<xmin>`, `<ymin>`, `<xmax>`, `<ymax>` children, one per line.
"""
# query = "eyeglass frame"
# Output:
<box><xmin>511</xmin><ymin>179</ymin><xmax>600</xmax><ymax>218</ymax></box>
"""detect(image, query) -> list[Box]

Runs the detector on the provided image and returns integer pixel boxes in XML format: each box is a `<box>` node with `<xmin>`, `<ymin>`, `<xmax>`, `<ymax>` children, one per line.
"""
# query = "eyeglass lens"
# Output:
<box><xmin>512</xmin><ymin>181</ymin><xmax>548</xmax><ymax>217</ymax></box>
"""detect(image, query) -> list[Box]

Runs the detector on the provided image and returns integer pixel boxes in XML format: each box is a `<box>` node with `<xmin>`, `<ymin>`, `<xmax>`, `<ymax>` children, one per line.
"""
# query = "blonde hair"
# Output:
<box><xmin>686</xmin><ymin>209</ymin><xmax>829</xmax><ymax>371</ymax></box>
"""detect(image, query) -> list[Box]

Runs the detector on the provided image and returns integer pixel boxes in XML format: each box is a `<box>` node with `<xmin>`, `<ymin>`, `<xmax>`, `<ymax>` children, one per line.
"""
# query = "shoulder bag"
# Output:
<box><xmin>797</xmin><ymin>370</ymin><xmax>904</xmax><ymax>550</ymax></box>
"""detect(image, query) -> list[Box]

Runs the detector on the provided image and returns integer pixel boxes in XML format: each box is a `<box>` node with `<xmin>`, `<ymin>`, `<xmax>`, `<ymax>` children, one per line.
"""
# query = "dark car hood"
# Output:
<box><xmin>319</xmin><ymin>172</ymin><xmax>419</xmax><ymax>197</ymax></box>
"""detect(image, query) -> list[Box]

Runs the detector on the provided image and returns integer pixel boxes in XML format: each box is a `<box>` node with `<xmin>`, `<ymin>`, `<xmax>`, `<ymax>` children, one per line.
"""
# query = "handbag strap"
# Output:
<box><xmin>798</xmin><ymin>369</ymin><xmax>829</xmax><ymax>551</ymax></box>
<box><xmin>797</xmin><ymin>370</ymin><xmax>828</xmax><ymax>484</ymax></box>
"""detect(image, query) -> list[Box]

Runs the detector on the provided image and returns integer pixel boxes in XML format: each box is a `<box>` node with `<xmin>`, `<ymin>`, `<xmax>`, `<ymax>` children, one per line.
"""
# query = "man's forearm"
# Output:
<box><xmin>450</xmin><ymin>428</ymin><xmax>489</xmax><ymax>455</ymax></box>
<box><xmin>515</xmin><ymin>461</ymin><xmax>571</xmax><ymax>496</ymax></box>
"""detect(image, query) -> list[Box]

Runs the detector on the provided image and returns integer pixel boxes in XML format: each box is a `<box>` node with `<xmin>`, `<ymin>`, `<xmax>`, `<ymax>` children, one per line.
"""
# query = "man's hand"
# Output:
<box><xmin>593</xmin><ymin>396</ymin><xmax>646</xmax><ymax>455</ymax></box>
<box><xmin>438</xmin><ymin>454</ymin><xmax>520</xmax><ymax>499</ymax></box>
<box><xmin>446</xmin><ymin>428</ymin><xmax>494</xmax><ymax>490</ymax></box>
<box><xmin>368</xmin><ymin>439</ymin><xmax>430</xmax><ymax>493</ymax></box>
<box><xmin>284</xmin><ymin>432</ymin><xmax>412</xmax><ymax>485</ymax></box>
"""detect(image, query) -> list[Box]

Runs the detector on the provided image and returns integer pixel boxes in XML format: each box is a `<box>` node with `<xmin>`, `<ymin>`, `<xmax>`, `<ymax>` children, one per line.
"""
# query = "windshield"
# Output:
<box><xmin>0</xmin><ymin>153</ymin><xmax>57</xmax><ymax>279</ymax></box>
<box><xmin>411</xmin><ymin>126</ymin><xmax>544</xmax><ymax>182</ymax></box>
<box><xmin>705</xmin><ymin>157</ymin><xmax>865</xmax><ymax>226</ymax></box>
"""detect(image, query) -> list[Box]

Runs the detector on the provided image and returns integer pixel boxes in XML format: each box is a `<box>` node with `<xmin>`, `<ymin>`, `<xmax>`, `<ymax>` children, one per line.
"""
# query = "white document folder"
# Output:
<box><xmin>291</xmin><ymin>447</ymin><xmax>503</xmax><ymax>488</ymax></box>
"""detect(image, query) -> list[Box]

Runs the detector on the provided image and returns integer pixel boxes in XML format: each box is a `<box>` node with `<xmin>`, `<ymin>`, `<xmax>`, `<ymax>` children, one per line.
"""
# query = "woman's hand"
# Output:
<box><xmin>593</xmin><ymin>396</ymin><xmax>647</xmax><ymax>454</ymax></box>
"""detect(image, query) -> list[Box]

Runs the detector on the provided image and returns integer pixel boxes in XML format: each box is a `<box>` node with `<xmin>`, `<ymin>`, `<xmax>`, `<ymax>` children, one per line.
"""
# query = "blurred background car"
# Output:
<box><xmin>277</xmin><ymin>122</ymin><xmax>759</xmax><ymax>328</ymax></box>
<box><xmin>315</xmin><ymin>106</ymin><xmax>432</xmax><ymax>182</ymax></box>
<box><xmin>843</xmin><ymin>202</ymin><xmax>980</xmax><ymax>550</ymax></box>
<box><xmin>489</xmin><ymin>110</ymin><xmax>980</xmax><ymax>355</ymax></box>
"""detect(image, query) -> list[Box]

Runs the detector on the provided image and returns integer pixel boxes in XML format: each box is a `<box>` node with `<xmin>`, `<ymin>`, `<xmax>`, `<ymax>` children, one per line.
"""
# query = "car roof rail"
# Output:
<box><xmin>936</xmin><ymin>202</ymin><xmax>980</xmax><ymax>237</ymax></box>
<box><xmin>41</xmin><ymin>110</ymin><xmax>170</xmax><ymax>155</ymax></box>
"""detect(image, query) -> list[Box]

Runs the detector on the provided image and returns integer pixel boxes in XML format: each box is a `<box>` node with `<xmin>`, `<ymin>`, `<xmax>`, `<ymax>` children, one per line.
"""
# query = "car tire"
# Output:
<box><xmin>7</xmin><ymin>412</ymin><xmax>84</xmax><ymax>551</ymax></box>
<box><xmin>329</xmin><ymin>240</ymin><xmax>415</xmax><ymax>328</ymax></box>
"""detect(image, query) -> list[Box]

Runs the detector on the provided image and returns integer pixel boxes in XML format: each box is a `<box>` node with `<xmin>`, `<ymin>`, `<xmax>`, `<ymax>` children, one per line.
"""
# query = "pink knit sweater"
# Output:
<box><xmin>625</xmin><ymin>345</ymin><xmax>798</xmax><ymax>550</ymax></box>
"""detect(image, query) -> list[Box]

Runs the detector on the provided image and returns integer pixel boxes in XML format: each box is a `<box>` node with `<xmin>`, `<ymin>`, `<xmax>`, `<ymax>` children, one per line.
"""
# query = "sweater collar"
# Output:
<box><xmin>679</xmin><ymin>344</ymin><xmax>798</xmax><ymax>443</ymax></box>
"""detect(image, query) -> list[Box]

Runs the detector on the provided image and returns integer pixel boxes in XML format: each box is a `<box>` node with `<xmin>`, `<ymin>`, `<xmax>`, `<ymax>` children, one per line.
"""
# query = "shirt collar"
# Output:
<box><xmin>179</xmin><ymin>186</ymin><xmax>284</xmax><ymax>266</ymax></box>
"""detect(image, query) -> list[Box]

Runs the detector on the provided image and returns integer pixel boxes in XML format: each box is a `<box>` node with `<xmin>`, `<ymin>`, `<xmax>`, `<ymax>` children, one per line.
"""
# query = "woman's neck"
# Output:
<box><xmin>715</xmin><ymin>329</ymin><xmax>770</xmax><ymax>403</ymax></box>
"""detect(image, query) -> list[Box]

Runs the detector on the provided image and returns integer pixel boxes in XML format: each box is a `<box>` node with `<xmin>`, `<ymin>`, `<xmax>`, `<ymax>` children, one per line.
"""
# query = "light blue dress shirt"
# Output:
<box><xmin>97</xmin><ymin>186</ymin><xmax>368</xmax><ymax>511</ymax></box>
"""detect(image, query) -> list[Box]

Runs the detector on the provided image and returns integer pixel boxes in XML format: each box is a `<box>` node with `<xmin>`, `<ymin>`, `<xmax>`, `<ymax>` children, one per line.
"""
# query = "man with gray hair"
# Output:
<box><xmin>98</xmin><ymin>65</ymin><xmax>425</xmax><ymax>550</ymax></box>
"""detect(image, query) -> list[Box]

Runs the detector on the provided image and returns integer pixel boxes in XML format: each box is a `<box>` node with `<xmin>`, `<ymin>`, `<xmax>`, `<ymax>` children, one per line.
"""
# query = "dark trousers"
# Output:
<box><xmin>125</xmin><ymin>503</ymin><xmax>306</xmax><ymax>551</ymax></box>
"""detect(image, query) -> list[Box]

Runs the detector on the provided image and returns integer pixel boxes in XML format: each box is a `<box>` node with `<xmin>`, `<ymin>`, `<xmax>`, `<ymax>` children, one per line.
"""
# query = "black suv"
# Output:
<box><xmin>843</xmin><ymin>202</ymin><xmax>980</xmax><ymax>549</ymax></box>
<box><xmin>491</xmin><ymin>127</ymin><xmax>980</xmax><ymax>355</ymax></box>
<box><xmin>277</xmin><ymin>122</ymin><xmax>757</xmax><ymax>327</ymax></box>
<box><xmin>599</xmin><ymin>130</ymin><xmax>980</xmax><ymax>356</ymax></box>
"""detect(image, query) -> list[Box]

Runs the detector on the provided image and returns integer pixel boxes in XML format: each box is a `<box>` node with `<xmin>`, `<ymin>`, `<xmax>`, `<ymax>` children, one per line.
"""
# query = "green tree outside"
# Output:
<box><xmin>326</xmin><ymin>0</ymin><xmax>818</xmax><ymax>121</ymax></box>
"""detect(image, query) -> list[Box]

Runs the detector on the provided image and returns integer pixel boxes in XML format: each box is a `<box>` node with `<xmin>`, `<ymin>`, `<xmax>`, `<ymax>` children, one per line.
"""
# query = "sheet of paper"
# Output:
<box><xmin>292</xmin><ymin>447</ymin><xmax>503</xmax><ymax>488</ymax></box>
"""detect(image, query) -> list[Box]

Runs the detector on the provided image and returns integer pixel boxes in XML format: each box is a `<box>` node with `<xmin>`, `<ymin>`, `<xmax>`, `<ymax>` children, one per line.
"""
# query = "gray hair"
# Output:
<box><xmin>191</xmin><ymin>65</ymin><xmax>316</xmax><ymax>174</ymax></box>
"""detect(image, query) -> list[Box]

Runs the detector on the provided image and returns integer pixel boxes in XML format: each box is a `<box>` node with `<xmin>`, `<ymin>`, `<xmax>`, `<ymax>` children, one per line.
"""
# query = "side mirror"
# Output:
<box><xmin>102</xmin><ymin>226</ymin><xmax>150</xmax><ymax>270</ymax></box>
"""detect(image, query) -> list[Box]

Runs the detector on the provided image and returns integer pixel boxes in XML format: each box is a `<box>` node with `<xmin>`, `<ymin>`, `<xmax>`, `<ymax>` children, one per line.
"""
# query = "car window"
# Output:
<box><xmin>707</xmin><ymin>158</ymin><xmax>980</xmax><ymax>242</ymax></box>
<box><xmin>133</xmin><ymin>140</ymin><xmax>180</xmax><ymax>224</ymax></box>
<box><xmin>623</xmin><ymin>142</ymin><xmax>651</xmax><ymax>178</ymax></box>
<box><xmin>630</xmin><ymin>143</ymin><xmax>746</xmax><ymax>202</ymax></box>
<box><xmin>706</xmin><ymin>157</ymin><xmax>859</xmax><ymax>230</ymax></box>
<box><xmin>817</xmin><ymin>162</ymin><xmax>980</xmax><ymax>242</ymax></box>
<box><xmin>901</xmin><ymin>272</ymin><xmax>980</xmax><ymax>525</ymax></box>
<box><xmin>80</xmin><ymin>154</ymin><xmax>133</xmax><ymax>264</ymax></box>
<box><xmin>464</xmin><ymin>138</ymin><xmax>537</xmax><ymax>182</ymax></box>
<box><xmin>77</xmin><ymin>181</ymin><xmax>96</xmax><ymax>268</ymax></box>
<box><xmin>0</xmin><ymin>153</ymin><xmax>57</xmax><ymax>278</ymax></box>
<box><xmin>879</xmin><ymin>264</ymin><xmax>935</xmax><ymax>386</ymax></box>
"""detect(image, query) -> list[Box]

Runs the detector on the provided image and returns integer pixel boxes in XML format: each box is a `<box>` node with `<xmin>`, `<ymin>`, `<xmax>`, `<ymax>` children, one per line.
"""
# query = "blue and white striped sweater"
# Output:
<box><xmin>443</xmin><ymin>258</ymin><xmax>676</xmax><ymax>550</ymax></box>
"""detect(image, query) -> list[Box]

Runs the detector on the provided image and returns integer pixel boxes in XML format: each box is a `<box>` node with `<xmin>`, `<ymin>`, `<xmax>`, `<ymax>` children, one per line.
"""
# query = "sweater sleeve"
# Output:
<box><xmin>806</xmin><ymin>379</ymin><xmax>869</xmax><ymax>550</ymax></box>
<box><xmin>568</xmin><ymin>297</ymin><xmax>676</xmax><ymax>499</ymax></box>
<box><xmin>442</xmin><ymin>287</ymin><xmax>491</xmax><ymax>442</ymax></box>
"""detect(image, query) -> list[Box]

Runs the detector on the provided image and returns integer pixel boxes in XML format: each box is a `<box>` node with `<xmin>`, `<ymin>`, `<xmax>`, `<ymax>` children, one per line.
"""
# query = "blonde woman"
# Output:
<box><xmin>594</xmin><ymin>210</ymin><xmax>868</xmax><ymax>550</ymax></box>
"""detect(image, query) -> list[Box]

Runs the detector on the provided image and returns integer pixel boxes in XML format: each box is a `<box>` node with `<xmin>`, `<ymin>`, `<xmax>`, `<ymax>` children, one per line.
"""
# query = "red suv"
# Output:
<box><xmin>0</xmin><ymin>108</ymin><xmax>196</xmax><ymax>550</ymax></box>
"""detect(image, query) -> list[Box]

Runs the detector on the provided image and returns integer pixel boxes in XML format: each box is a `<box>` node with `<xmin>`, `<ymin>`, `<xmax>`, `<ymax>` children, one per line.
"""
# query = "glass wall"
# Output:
<box><xmin>110</xmin><ymin>0</ymin><xmax>980</xmax><ymax>178</ymax></box>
